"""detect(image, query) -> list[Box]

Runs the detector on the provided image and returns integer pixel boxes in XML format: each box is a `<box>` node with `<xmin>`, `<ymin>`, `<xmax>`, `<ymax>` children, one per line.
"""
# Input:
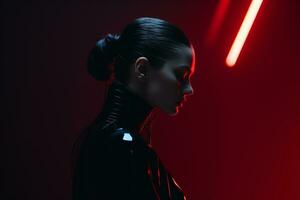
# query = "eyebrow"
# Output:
<box><xmin>177</xmin><ymin>65</ymin><xmax>190</xmax><ymax>71</ymax></box>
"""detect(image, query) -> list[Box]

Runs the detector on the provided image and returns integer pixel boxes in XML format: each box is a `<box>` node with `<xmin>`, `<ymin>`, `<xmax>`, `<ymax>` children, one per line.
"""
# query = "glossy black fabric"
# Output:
<box><xmin>72</xmin><ymin>80</ymin><xmax>186</xmax><ymax>200</ymax></box>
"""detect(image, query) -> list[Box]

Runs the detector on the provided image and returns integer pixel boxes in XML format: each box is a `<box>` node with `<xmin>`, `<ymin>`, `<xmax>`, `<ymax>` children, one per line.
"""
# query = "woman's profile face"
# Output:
<box><xmin>145</xmin><ymin>45</ymin><xmax>195</xmax><ymax>115</ymax></box>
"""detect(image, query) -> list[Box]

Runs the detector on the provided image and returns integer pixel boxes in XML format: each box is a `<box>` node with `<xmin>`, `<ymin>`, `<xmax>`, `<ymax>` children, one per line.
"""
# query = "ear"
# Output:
<box><xmin>134</xmin><ymin>56</ymin><xmax>150</xmax><ymax>80</ymax></box>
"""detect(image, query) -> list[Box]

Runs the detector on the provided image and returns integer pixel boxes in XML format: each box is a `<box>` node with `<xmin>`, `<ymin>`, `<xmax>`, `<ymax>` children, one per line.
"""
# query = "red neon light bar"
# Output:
<box><xmin>226</xmin><ymin>0</ymin><xmax>263</xmax><ymax>67</ymax></box>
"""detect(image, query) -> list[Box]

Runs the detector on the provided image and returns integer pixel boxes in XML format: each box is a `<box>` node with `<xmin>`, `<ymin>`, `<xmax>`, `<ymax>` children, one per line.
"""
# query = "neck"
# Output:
<box><xmin>94</xmin><ymin>80</ymin><xmax>157</xmax><ymax>145</ymax></box>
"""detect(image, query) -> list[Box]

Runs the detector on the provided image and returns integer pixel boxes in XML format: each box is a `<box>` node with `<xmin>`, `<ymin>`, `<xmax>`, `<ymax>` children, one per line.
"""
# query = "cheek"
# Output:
<box><xmin>146</xmin><ymin>71</ymin><xmax>180</xmax><ymax>106</ymax></box>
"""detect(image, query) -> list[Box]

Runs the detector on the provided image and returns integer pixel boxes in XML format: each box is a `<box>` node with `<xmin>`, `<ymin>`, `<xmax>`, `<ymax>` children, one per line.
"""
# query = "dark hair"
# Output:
<box><xmin>87</xmin><ymin>17</ymin><xmax>191</xmax><ymax>83</ymax></box>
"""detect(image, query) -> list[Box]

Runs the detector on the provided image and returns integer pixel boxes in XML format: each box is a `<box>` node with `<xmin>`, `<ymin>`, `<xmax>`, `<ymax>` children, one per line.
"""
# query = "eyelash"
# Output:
<box><xmin>175</xmin><ymin>71</ymin><xmax>190</xmax><ymax>82</ymax></box>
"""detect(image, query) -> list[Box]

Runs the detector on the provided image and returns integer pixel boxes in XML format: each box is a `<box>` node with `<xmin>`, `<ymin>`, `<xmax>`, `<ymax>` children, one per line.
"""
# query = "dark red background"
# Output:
<box><xmin>2</xmin><ymin>0</ymin><xmax>300</xmax><ymax>199</ymax></box>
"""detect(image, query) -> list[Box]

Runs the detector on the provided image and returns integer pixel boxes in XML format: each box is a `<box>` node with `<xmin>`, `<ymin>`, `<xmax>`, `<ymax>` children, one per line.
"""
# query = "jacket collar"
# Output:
<box><xmin>94</xmin><ymin>80</ymin><xmax>156</xmax><ymax>136</ymax></box>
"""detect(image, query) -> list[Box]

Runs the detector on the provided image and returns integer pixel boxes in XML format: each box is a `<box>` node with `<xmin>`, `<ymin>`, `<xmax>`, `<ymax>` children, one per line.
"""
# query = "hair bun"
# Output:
<box><xmin>87</xmin><ymin>33</ymin><xmax>121</xmax><ymax>81</ymax></box>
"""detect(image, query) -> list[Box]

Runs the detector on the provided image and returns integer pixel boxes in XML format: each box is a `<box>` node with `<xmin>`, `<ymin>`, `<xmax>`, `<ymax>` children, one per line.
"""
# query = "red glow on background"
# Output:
<box><xmin>206</xmin><ymin>0</ymin><xmax>231</xmax><ymax>46</ymax></box>
<box><xmin>226</xmin><ymin>0</ymin><xmax>263</xmax><ymax>67</ymax></box>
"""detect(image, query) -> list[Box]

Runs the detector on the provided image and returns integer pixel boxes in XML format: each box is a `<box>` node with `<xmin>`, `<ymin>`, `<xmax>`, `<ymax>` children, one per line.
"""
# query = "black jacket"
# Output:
<box><xmin>72</xmin><ymin>80</ymin><xmax>186</xmax><ymax>200</ymax></box>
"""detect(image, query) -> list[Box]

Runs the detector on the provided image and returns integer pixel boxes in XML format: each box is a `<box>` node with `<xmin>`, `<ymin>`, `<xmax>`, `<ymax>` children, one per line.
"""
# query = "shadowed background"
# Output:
<box><xmin>2</xmin><ymin>0</ymin><xmax>300</xmax><ymax>199</ymax></box>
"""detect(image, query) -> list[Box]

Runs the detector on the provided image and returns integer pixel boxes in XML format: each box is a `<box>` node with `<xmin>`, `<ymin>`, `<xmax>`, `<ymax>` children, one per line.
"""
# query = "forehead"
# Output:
<box><xmin>162</xmin><ymin>45</ymin><xmax>195</xmax><ymax>74</ymax></box>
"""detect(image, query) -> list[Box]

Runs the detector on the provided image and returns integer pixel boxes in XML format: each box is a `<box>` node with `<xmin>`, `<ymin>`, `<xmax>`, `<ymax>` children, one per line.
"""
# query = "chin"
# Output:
<box><xmin>159</xmin><ymin>103</ymin><xmax>181</xmax><ymax>116</ymax></box>
<box><xmin>166</xmin><ymin>106</ymin><xmax>180</xmax><ymax>116</ymax></box>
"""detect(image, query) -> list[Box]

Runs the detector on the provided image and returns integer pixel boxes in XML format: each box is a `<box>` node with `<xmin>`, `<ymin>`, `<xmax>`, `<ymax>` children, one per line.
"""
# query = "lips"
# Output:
<box><xmin>177</xmin><ymin>99</ymin><xmax>184</xmax><ymax>106</ymax></box>
<box><xmin>177</xmin><ymin>96</ymin><xmax>187</xmax><ymax>106</ymax></box>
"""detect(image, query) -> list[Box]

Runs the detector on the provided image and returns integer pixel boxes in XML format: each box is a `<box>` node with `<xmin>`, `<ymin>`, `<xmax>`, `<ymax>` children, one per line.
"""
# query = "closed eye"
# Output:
<box><xmin>174</xmin><ymin>69</ymin><xmax>190</xmax><ymax>82</ymax></box>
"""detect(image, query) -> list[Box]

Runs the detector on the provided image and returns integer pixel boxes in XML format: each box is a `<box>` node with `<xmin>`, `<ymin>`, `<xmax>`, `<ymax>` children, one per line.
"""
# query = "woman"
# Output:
<box><xmin>72</xmin><ymin>17</ymin><xmax>196</xmax><ymax>200</ymax></box>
